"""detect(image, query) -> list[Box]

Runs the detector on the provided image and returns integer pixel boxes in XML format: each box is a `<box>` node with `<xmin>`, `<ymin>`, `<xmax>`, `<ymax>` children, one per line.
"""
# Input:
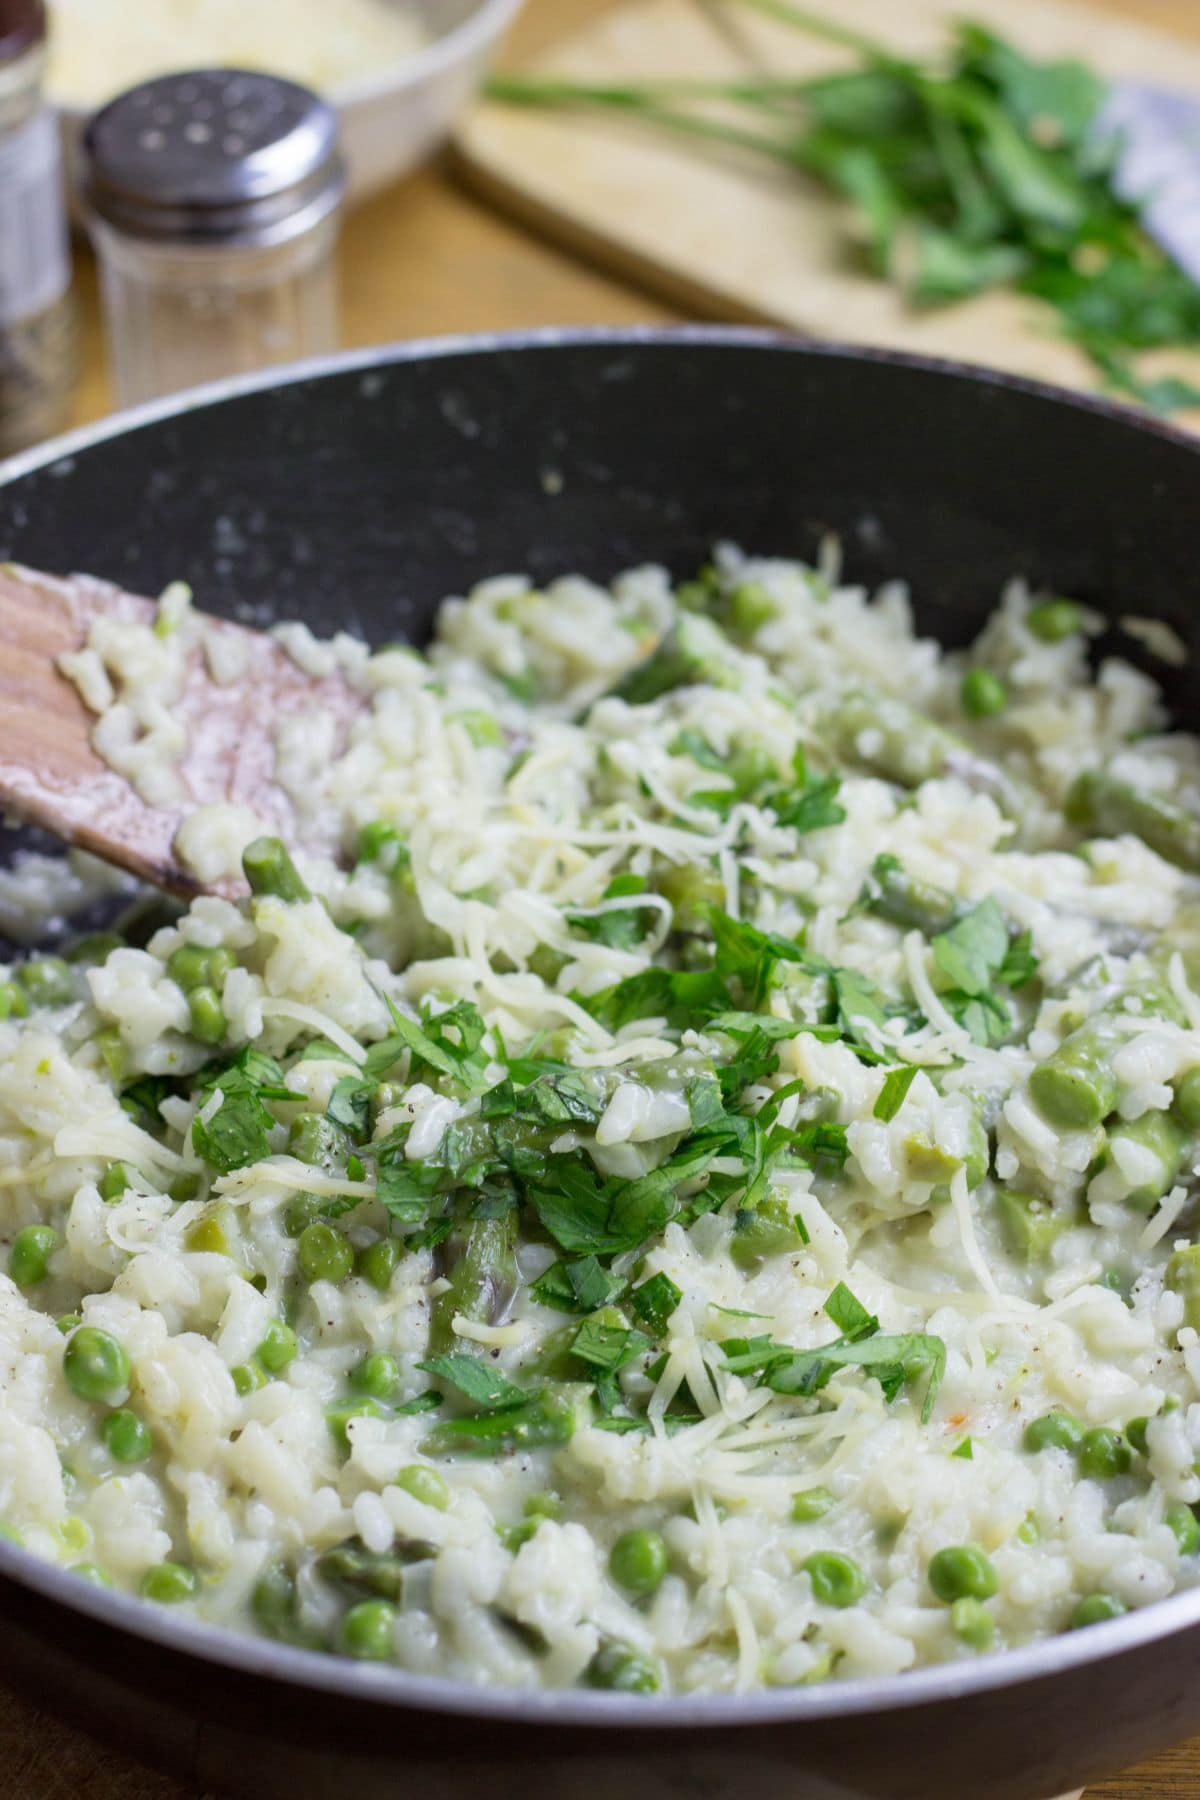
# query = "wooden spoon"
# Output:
<box><xmin>0</xmin><ymin>563</ymin><xmax>367</xmax><ymax>898</ymax></box>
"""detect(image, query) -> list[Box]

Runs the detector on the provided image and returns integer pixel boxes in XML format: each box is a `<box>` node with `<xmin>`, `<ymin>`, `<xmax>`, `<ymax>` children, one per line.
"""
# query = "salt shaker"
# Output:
<box><xmin>0</xmin><ymin>0</ymin><xmax>75</xmax><ymax>457</ymax></box>
<box><xmin>80</xmin><ymin>70</ymin><xmax>345</xmax><ymax>409</ymax></box>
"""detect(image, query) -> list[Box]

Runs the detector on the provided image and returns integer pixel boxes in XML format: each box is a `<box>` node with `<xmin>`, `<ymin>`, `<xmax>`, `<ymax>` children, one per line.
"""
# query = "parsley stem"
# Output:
<box><xmin>725</xmin><ymin>0</ymin><xmax>895</xmax><ymax>63</ymax></box>
<box><xmin>484</xmin><ymin>75</ymin><xmax>802</xmax><ymax>166</ymax></box>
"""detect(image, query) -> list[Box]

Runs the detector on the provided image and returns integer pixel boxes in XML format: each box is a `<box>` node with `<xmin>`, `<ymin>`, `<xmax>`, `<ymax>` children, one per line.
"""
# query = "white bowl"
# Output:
<box><xmin>55</xmin><ymin>0</ymin><xmax>524</xmax><ymax>208</ymax></box>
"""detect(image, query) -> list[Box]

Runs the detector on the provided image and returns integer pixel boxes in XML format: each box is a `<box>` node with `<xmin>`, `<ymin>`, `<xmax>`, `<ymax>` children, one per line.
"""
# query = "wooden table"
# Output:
<box><xmin>33</xmin><ymin>0</ymin><xmax>1200</xmax><ymax>1794</ymax></box>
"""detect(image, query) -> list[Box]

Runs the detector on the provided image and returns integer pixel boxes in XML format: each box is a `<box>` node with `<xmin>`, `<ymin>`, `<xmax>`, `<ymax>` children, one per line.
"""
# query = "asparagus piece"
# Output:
<box><xmin>657</xmin><ymin>861</ymin><xmax>726</xmax><ymax>932</ymax></box>
<box><xmin>609</xmin><ymin>614</ymin><xmax>735</xmax><ymax>706</ymax></box>
<box><xmin>729</xmin><ymin>1190</ymin><xmax>803</xmax><ymax>1269</ymax></box>
<box><xmin>866</xmin><ymin>855</ymin><xmax>966</xmax><ymax>937</ymax></box>
<box><xmin>288</xmin><ymin>1112</ymin><xmax>349</xmax><ymax>1172</ymax></box>
<box><xmin>317</xmin><ymin>1537</ymin><xmax>435</xmax><ymax>1602</ymax></box>
<box><xmin>242</xmin><ymin>835</ymin><xmax>311</xmax><ymax>902</ymax></box>
<box><xmin>1030</xmin><ymin>980</ymin><xmax>1185</xmax><ymax>1130</ymax></box>
<box><xmin>817</xmin><ymin>692</ymin><xmax>1031</xmax><ymax>822</ymax></box>
<box><xmin>1066</xmin><ymin>770</ymin><xmax>1200</xmax><ymax>874</ymax></box>
<box><xmin>1102</xmin><ymin>1111</ymin><xmax>1189</xmax><ymax>1213</ymax></box>
<box><xmin>961</xmin><ymin>1112</ymin><xmax>990</xmax><ymax>1190</ymax></box>
<box><xmin>430</xmin><ymin>1213</ymin><xmax>519</xmax><ymax>1354</ymax></box>
<box><xmin>1167</xmin><ymin>1243</ymin><xmax>1200</xmax><ymax>1331</ymax></box>
<box><xmin>420</xmin><ymin>1384</ymin><xmax>588</xmax><ymax>1457</ymax></box>
<box><xmin>251</xmin><ymin>1560</ymin><xmax>326</xmax><ymax>1649</ymax></box>
<box><xmin>819</xmin><ymin>693</ymin><xmax>956</xmax><ymax>788</ymax></box>
<box><xmin>996</xmin><ymin>1190</ymin><xmax>1071</xmax><ymax>1260</ymax></box>
<box><xmin>1173</xmin><ymin>1068</ymin><xmax>1200</xmax><ymax>1131</ymax></box>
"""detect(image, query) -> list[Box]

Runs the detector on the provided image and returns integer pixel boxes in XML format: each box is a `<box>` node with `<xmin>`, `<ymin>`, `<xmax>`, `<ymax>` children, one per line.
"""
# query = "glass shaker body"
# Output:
<box><xmin>89</xmin><ymin>209</ymin><xmax>339</xmax><ymax>409</ymax></box>
<box><xmin>81</xmin><ymin>70</ymin><xmax>344</xmax><ymax>411</ymax></box>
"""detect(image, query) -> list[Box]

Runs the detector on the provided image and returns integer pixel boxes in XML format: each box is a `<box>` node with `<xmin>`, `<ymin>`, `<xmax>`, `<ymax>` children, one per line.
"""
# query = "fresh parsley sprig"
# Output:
<box><xmin>487</xmin><ymin>7</ymin><xmax>1200</xmax><ymax>411</ymax></box>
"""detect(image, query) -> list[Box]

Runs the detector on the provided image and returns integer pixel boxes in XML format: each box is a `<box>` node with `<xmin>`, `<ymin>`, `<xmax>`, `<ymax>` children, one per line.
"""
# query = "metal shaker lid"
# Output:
<box><xmin>82</xmin><ymin>68</ymin><xmax>345</xmax><ymax>245</ymax></box>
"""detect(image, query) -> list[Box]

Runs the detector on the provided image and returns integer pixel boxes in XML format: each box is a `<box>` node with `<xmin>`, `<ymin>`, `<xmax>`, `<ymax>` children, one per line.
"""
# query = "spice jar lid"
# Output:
<box><xmin>81</xmin><ymin>69</ymin><xmax>345</xmax><ymax>246</ymax></box>
<box><xmin>0</xmin><ymin>0</ymin><xmax>45</xmax><ymax>65</ymax></box>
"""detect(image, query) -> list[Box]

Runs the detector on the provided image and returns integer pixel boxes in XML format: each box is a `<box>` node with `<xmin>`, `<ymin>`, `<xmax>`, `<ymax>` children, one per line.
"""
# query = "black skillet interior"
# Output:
<box><xmin>3</xmin><ymin>333</ymin><xmax>1200</xmax><ymax>1800</ymax></box>
<box><xmin>3</xmin><ymin>329</ymin><xmax>1199</xmax><ymax>676</ymax></box>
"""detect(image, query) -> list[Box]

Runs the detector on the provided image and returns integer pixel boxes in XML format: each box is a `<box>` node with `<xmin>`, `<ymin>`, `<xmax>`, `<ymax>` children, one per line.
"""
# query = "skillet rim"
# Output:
<box><xmin>3</xmin><ymin>320</ymin><xmax>1200</xmax><ymax>490</ymax></box>
<box><xmin>3</xmin><ymin>323</ymin><xmax>1200</xmax><ymax>1727</ymax></box>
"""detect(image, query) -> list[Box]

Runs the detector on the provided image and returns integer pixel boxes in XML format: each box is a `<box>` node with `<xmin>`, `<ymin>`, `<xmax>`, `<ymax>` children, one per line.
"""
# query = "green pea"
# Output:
<box><xmin>1127</xmin><ymin>1416</ymin><xmax>1151</xmax><ymax>1456</ymax></box>
<box><xmin>525</xmin><ymin>1492</ymin><xmax>564</xmax><ymax>1522</ymax></box>
<box><xmin>343</xmin><ymin>1599</ymin><xmax>396</xmax><ymax>1660</ymax></box>
<box><xmin>1071</xmin><ymin>1591</ymin><xmax>1126</xmax><ymax>1629</ymax></box>
<box><xmin>166</xmin><ymin>945</ymin><xmax>211</xmax><ymax>991</ymax></box>
<box><xmin>0</xmin><ymin>981</ymin><xmax>29</xmax><ymax>1020</ymax></box>
<box><xmin>63</xmin><ymin>1327</ymin><xmax>130</xmax><ymax>1403</ymax></box>
<box><xmin>1166</xmin><ymin>1501</ymin><xmax>1200</xmax><ymax>1556</ymax></box>
<box><xmin>1173</xmin><ymin>1067</ymin><xmax>1200</xmax><ymax>1131</ymax></box>
<box><xmin>358</xmin><ymin>1237</ymin><xmax>401</xmax><ymax>1292</ymax></box>
<box><xmin>297</xmin><ymin>1222</ymin><xmax>353</xmax><ymax>1285</ymax></box>
<box><xmin>609</xmin><ymin>1529</ymin><xmax>669</xmax><ymax>1596</ymax></box>
<box><xmin>352</xmin><ymin>1352</ymin><xmax>401</xmax><ymax>1401</ymax></box>
<box><xmin>729</xmin><ymin>581</ymin><xmax>776</xmax><ymax>635</ymax></box>
<box><xmin>257</xmin><ymin>1319</ymin><xmax>297</xmax><ymax>1374</ymax></box>
<box><xmin>928</xmin><ymin>1545</ymin><xmax>998</xmax><ymax>1603</ymax></box>
<box><xmin>9</xmin><ymin>1224</ymin><xmax>57</xmax><ymax>1288</ymax></box>
<box><xmin>960</xmin><ymin>668</ymin><xmax>1008</xmax><ymax>719</ymax></box>
<box><xmin>99</xmin><ymin>1162</ymin><xmax>137</xmax><ymax>1202</ymax></box>
<box><xmin>140</xmin><ymin>1561</ymin><xmax>198</xmax><ymax>1604</ymax></box>
<box><xmin>791</xmin><ymin>1487</ymin><xmax>836</xmax><ymax>1523</ymax></box>
<box><xmin>585</xmin><ymin>1640</ymin><xmax>661</xmax><ymax>1693</ymax></box>
<box><xmin>232</xmin><ymin>1362</ymin><xmax>268</xmax><ymax>1396</ymax></box>
<box><xmin>803</xmin><ymin>1551</ymin><xmax>866</xmax><ymax>1608</ymax></box>
<box><xmin>395</xmin><ymin>1464</ymin><xmax>450</xmax><ymax>1511</ymax></box>
<box><xmin>1078</xmin><ymin>1427</ymin><xmax>1131</xmax><ymax>1480</ymax></box>
<box><xmin>950</xmin><ymin>1596</ymin><xmax>995</xmax><ymax>1650</ymax></box>
<box><xmin>55</xmin><ymin>1312</ymin><xmax>81</xmax><ymax>1335</ymax></box>
<box><xmin>206</xmin><ymin>945</ymin><xmax>236</xmax><ymax>984</ymax></box>
<box><xmin>1027</xmin><ymin>598</ymin><xmax>1083</xmax><ymax>643</ymax></box>
<box><xmin>16</xmin><ymin>957</ymin><xmax>75</xmax><ymax>1008</ymax></box>
<box><xmin>252</xmin><ymin>1560</ymin><xmax>297</xmax><ymax>1637</ymax></box>
<box><xmin>283</xmin><ymin>1192</ymin><xmax>324</xmax><ymax>1237</ymax></box>
<box><xmin>187</xmin><ymin>986</ymin><xmax>226</xmax><ymax>1045</ymax></box>
<box><xmin>71</xmin><ymin>1563</ymin><xmax>113</xmax><ymax>1587</ymax></box>
<box><xmin>357</xmin><ymin>820</ymin><xmax>401</xmax><ymax>865</ymax></box>
<box><xmin>288</xmin><ymin>1112</ymin><xmax>346</xmax><ymax>1168</ymax></box>
<box><xmin>102</xmin><ymin>1408</ymin><xmax>152</xmax><ymax>1463</ymax></box>
<box><xmin>1023</xmin><ymin>1411</ymin><xmax>1084</xmax><ymax>1454</ymax></box>
<box><xmin>499</xmin><ymin>1518</ymin><xmax>538</xmax><ymax>1553</ymax></box>
<box><xmin>326</xmin><ymin>1398</ymin><xmax>387</xmax><ymax>1451</ymax></box>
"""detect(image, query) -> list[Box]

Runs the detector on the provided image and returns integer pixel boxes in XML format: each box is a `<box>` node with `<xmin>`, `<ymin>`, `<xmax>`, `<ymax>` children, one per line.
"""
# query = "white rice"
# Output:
<box><xmin>1</xmin><ymin>548</ymin><xmax>1199</xmax><ymax>1695</ymax></box>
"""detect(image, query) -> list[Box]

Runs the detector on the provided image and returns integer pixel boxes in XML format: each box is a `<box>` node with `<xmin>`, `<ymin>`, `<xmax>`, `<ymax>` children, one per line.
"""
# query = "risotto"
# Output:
<box><xmin>3</xmin><ymin>546</ymin><xmax>1200</xmax><ymax>1695</ymax></box>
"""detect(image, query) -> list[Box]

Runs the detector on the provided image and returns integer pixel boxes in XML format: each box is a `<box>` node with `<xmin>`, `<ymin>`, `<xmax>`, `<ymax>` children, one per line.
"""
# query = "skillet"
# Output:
<box><xmin>1</xmin><ymin>326</ymin><xmax>1200</xmax><ymax>1799</ymax></box>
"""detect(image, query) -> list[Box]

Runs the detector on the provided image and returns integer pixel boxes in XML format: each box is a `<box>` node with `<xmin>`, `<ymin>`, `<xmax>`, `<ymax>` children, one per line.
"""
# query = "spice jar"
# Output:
<box><xmin>81</xmin><ymin>69</ymin><xmax>345</xmax><ymax>409</ymax></box>
<box><xmin>0</xmin><ymin>0</ymin><xmax>75</xmax><ymax>458</ymax></box>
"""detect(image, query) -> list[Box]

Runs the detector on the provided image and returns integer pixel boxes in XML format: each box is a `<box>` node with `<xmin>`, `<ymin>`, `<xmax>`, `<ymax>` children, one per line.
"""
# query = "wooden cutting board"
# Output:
<box><xmin>457</xmin><ymin>0</ymin><xmax>1200</xmax><ymax>398</ymax></box>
